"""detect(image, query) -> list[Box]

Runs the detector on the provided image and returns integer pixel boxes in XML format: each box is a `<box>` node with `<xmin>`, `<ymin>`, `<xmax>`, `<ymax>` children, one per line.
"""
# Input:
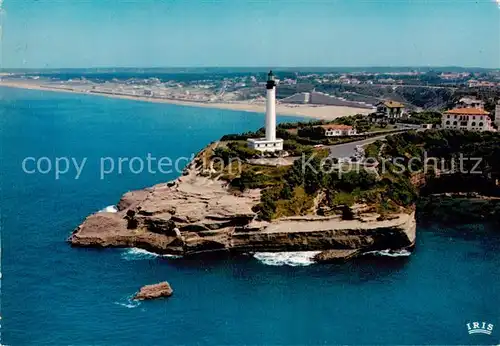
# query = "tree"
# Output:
<box><xmin>355</xmin><ymin>120</ymin><xmax>371</xmax><ymax>133</ymax></box>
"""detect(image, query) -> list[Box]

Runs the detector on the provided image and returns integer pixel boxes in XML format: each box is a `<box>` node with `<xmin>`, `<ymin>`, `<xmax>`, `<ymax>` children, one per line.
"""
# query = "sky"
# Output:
<box><xmin>2</xmin><ymin>0</ymin><xmax>500</xmax><ymax>69</ymax></box>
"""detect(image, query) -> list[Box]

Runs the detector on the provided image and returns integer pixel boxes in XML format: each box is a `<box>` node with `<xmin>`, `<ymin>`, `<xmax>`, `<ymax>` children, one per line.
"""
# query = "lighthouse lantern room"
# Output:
<box><xmin>247</xmin><ymin>71</ymin><xmax>284</xmax><ymax>152</ymax></box>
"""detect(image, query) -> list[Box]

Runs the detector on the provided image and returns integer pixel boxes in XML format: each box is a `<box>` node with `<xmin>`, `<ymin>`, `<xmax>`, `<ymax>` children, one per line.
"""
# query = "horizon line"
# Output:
<box><xmin>2</xmin><ymin>65</ymin><xmax>499</xmax><ymax>72</ymax></box>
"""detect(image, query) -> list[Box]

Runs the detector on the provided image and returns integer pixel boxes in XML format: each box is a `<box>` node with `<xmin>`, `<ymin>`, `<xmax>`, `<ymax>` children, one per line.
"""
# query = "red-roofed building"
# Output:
<box><xmin>317</xmin><ymin>124</ymin><xmax>357</xmax><ymax>137</ymax></box>
<box><xmin>442</xmin><ymin>108</ymin><xmax>494</xmax><ymax>132</ymax></box>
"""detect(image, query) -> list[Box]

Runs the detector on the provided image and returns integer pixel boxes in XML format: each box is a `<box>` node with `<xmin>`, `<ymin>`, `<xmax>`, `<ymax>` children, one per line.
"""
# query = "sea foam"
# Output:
<box><xmin>253</xmin><ymin>251</ymin><xmax>321</xmax><ymax>266</ymax></box>
<box><xmin>114</xmin><ymin>297</ymin><xmax>141</xmax><ymax>309</ymax></box>
<box><xmin>253</xmin><ymin>249</ymin><xmax>411</xmax><ymax>266</ymax></box>
<box><xmin>362</xmin><ymin>249</ymin><xmax>412</xmax><ymax>257</ymax></box>
<box><xmin>121</xmin><ymin>248</ymin><xmax>181</xmax><ymax>261</ymax></box>
<box><xmin>100</xmin><ymin>205</ymin><xmax>118</xmax><ymax>213</ymax></box>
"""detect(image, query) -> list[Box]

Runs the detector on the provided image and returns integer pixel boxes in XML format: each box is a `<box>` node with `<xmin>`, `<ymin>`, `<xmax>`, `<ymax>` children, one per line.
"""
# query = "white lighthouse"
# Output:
<box><xmin>247</xmin><ymin>71</ymin><xmax>284</xmax><ymax>152</ymax></box>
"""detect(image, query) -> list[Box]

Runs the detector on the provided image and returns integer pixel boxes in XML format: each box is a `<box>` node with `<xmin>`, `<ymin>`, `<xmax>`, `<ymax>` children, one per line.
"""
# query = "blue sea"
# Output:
<box><xmin>1</xmin><ymin>86</ymin><xmax>499</xmax><ymax>345</ymax></box>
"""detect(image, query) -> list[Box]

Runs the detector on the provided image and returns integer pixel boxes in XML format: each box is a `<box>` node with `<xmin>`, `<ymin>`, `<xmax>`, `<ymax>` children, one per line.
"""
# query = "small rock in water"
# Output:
<box><xmin>133</xmin><ymin>281</ymin><xmax>173</xmax><ymax>300</ymax></box>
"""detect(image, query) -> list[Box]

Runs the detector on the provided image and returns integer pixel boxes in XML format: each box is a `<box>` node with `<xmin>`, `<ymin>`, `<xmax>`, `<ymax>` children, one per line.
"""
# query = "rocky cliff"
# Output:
<box><xmin>68</xmin><ymin>158</ymin><xmax>416</xmax><ymax>258</ymax></box>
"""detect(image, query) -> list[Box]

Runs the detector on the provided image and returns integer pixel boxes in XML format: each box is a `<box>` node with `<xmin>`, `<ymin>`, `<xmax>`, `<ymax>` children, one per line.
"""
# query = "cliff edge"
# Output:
<box><xmin>68</xmin><ymin>157</ymin><xmax>416</xmax><ymax>258</ymax></box>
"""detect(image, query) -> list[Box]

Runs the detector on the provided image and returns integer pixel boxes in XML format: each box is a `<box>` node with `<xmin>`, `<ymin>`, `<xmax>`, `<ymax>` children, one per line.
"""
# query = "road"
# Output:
<box><xmin>369</xmin><ymin>83</ymin><xmax>458</xmax><ymax>90</ymax></box>
<box><xmin>327</xmin><ymin>127</ymin><xmax>428</xmax><ymax>159</ymax></box>
<box><xmin>248</xmin><ymin>130</ymin><xmax>413</xmax><ymax>167</ymax></box>
<box><xmin>327</xmin><ymin>132</ymin><xmax>403</xmax><ymax>158</ymax></box>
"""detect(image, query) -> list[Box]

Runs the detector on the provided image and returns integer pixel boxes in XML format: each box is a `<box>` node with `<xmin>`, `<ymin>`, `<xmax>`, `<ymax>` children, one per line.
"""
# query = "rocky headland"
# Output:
<box><xmin>68</xmin><ymin>129</ymin><xmax>500</xmax><ymax>264</ymax></box>
<box><xmin>68</xmin><ymin>152</ymin><xmax>416</xmax><ymax>260</ymax></box>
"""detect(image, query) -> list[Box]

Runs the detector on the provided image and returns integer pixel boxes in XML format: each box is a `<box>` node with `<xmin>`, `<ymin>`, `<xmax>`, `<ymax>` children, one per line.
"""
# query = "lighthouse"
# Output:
<box><xmin>247</xmin><ymin>71</ymin><xmax>284</xmax><ymax>152</ymax></box>
<box><xmin>265</xmin><ymin>70</ymin><xmax>277</xmax><ymax>141</ymax></box>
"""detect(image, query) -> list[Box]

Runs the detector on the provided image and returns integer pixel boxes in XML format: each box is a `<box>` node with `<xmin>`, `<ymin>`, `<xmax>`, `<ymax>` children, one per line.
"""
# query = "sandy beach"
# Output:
<box><xmin>0</xmin><ymin>80</ymin><xmax>373</xmax><ymax>120</ymax></box>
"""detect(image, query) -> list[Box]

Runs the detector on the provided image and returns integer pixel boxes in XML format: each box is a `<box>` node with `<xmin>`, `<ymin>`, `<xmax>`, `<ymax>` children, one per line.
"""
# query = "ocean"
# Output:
<box><xmin>1</xmin><ymin>86</ymin><xmax>499</xmax><ymax>345</ymax></box>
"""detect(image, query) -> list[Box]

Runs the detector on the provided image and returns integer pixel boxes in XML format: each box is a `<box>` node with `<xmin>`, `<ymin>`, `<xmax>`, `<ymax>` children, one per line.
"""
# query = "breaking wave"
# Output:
<box><xmin>362</xmin><ymin>249</ymin><xmax>412</xmax><ymax>257</ymax></box>
<box><xmin>100</xmin><ymin>205</ymin><xmax>118</xmax><ymax>213</ymax></box>
<box><xmin>253</xmin><ymin>251</ymin><xmax>321</xmax><ymax>266</ymax></box>
<box><xmin>114</xmin><ymin>297</ymin><xmax>141</xmax><ymax>309</ymax></box>
<box><xmin>121</xmin><ymin>248</ymin><xmax>181</xmax><ymax>261</ymax></box>
<box><xmin>253</xmin><ymin>249</ymin><xmax>411</xmax><ymax>265</ymax></box>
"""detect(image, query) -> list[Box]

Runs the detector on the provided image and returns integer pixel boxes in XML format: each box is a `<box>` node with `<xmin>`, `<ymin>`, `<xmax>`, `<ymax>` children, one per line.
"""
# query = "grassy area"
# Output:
<box><xmin>211</xmin><ymin>120</ymin><xmax>500</xmax><ymax>223</ymax></box>
<box><xmin>369</xmin><ymin>124</ymin><xmax>396</xmax><ymax>132</ymax></box>
<box><xmin>364</xmin><ymin>140</ymin><xmax>384</xmax><ymax>158</ymax></box>
<box><xmin>211</xmin><ymin>118</ymin><xmax>416</xmax><ymax>221</ymax></box>
<box><xmin>218</xmin><ymin>114</ymin><xmax>406</xmax><ymax>159</ymax></box>
<box><xmin>214</xmin><ymin>146</ymin><xmax>414</xmax><ymax>221</ymax></box>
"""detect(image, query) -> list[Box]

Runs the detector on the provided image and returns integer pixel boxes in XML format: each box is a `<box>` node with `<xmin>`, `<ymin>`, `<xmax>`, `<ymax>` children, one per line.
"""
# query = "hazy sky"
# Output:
<box><xmin>2</xmin><ymin>0</ymin><xmax>500</xmax><ymax>68</ymax></box>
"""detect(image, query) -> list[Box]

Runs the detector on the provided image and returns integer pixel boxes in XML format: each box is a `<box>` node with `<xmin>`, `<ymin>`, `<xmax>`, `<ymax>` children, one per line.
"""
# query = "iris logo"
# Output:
<box><xmin>466</xmin><ymin>322</ymin><xmax>494</xmax><ymax>335</ymax></box>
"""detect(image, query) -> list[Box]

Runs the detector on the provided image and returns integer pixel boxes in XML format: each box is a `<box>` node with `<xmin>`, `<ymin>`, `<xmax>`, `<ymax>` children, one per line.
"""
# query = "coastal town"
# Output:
<box><xmin>3</xmin><ymin>69</ymin><xmax>500</xmax><ymax>257</ymax></box>
<box><xmin>2</xmin><ymin>67</ymin><xmax>500</xmax><ymax>131</ymax></box>
<box><xmin>69</xmin><ymin>69</ymin><xmax>500</xmax><ymax>265</ymax></box>
<box><xmin>4</xmin><ymin>0</ymin><xmax>500</xmax><ymax>343</ymax></box>
<box><xmin>2</xmin><ymin>68</ymin><xmax>499</xmax><ymax>167</ymax></box>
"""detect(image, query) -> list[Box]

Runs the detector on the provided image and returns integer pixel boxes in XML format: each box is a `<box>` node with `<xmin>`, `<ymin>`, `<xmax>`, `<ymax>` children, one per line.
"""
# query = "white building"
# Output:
<box><xmin>442</xmin><ymin>108</ymin><xmax>494</xmax><ymax>132</ymax></box>
<box><xmin>376</xmin><ymin>101</ymin><xmax>406</xmax><ymax>119</ymax></box>
<box><xmin>319</xmin><ymin>124</ymin><xmax>357</xmax><ymax>137</ymax></box>
<box><xmin>457</xmin><ymin>97</ymin><xmax>485</xmax><ymax>109</ymax></box>
<box><xmin>247</xmin><ymin>71</ymin><xmax>284</xmax><ymax>152</ymax></box>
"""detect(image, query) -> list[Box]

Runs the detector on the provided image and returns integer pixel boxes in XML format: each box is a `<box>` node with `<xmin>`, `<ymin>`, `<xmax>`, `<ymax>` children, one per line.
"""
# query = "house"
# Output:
<box><xmin>376</xmin><ymin>101</ymin><xmax>406</xmax><ymax>119</ymax></box>
<box><xmin>440</xmin><ymin>72</ymin><xmax>470</xmax><ymax>80</ymax></box>
<box><xmin>369</xmin><ymin>113</ymin><xmax>388</xmax><ymax>124</ymax></box>
<box><xmin>442</xmin><ymin>108</ymin><xmax>494</xmax><ymax>132</ymax></box>
<box><xmin>456</xmin><ymin>97</ymin><xmax>485</xmax><ymax>109</ymax></box>
<box><xmin>468</xmin><ymin>80</ymin><xmax>496</xmax><ymax>88</ymax></box>
<box><xmin>318</xmin><ymin>124</ymin><xmax>357</xmax><ymax>137</ymax></box>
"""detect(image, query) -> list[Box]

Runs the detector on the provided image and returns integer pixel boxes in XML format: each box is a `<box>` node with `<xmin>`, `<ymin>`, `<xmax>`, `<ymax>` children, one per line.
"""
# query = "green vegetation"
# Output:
<box><xmin>396</xmin><ymin>87</ymin><xmax>454</xmax><ymax>109</ymax></box>
<box><xmin>250</xmin><ymin>152</ymin><xmax>417</xmax><ymax>220</ymax></box>
<box><xmin>417</xmin><ymin>197</ymin><xmax>500</xmax><ymax>224</ymax></box>
<box><xmin>218</xmin><ymin>145</ymin><xmax>415</xmax><ymax>220</ymax></box>
<box><xmin>216</xmin><ymin>123</ymin><xmax>500</xmax><ymax>223</ymax></box>
<box><xmin>282</xmin><ymin>139</ymin><xmax>314</xmax><ymax>157</ymax></box>
<box><xmin>297</xmin><ymin>114</ymin><xmax>396</xmax><ymax>139</ymax></box>
<box><xmin>383</xmin><ymin>130</ymin><xmax>500</xmax><ymax>179</ymax></box>
<box><xmin>364</xmin><ymin>140</ymin><xmax>383</xmax><ymax>158</ymax></box>
<box><xmin>318</xmin><ymin>83</ymin><xmax>455</xmax><ymax>110</ymax></box>
<box><xmin>229</xmin><ymin>164</ymin><xmax>290</xmax><ymax>191</ymax></box>
<box><xmin>275</xmin><ymin>186</ymin><xmax>315</xmax><ymax>218</ymax></box>
<box><xmin>220</xmin><ymin>114</ymin><xmax>401</xmax><ymax>158</ymax></box>
<box><xmin>213</xmin><ymin>141</ymin><xmax>260</xmax><ymax>162</ymax></box>
<box><xmin>380</xmin><ymin>130</ymin><xmax>500</xmax><ymax>221</ymax></box>
<box><xmin>398</xmin><ymin>111</ymin><xmax>442</xmax><ymax>125</ymax></box>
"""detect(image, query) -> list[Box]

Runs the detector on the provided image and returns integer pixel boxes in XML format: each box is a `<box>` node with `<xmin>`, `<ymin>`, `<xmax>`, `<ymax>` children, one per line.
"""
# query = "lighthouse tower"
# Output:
<box><xmin>247</xmin><ymin>71</ymin><xmax>284</xmax><ymax>152</ymax></box>
<box><xmin>265</xmin><ymin>70</ymin><xmax>277</xmax><ymax>141</ymax></box>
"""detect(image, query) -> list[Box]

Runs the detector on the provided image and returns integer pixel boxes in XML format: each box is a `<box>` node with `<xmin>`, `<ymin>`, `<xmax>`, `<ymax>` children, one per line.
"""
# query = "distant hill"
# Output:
<box><xmin>2</xmin><ymin>66</ymin><xmax>497</xmax><ymax>74</ymax></box>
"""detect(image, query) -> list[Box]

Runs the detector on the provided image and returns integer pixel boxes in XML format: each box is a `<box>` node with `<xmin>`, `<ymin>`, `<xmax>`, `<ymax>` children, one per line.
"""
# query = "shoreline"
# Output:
<box><xmin>68</xmin><ymin>151</ymin><xmax>416</xmax><ymax>258</ymax></box>
<box><xmin>0</xmin><ymin>80</ymin><xmax>373</xmax><ymax>120</ymax></box>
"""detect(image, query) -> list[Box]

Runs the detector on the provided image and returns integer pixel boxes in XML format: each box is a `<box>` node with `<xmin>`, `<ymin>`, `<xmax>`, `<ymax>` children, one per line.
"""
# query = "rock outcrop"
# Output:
<box><xmin>133</xmin><ymin>282</ymin><xmax>173</xmax><ymax>300</ymax></box>
<box><xmin>313</xmin><ymin>249</ymin><xmax>362</xmax><ymax>263</ymax></box>
<box><xmin>68</xmin><ymin>157</ymin><xmax>416</xmax><ymax>259</ymax></box>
